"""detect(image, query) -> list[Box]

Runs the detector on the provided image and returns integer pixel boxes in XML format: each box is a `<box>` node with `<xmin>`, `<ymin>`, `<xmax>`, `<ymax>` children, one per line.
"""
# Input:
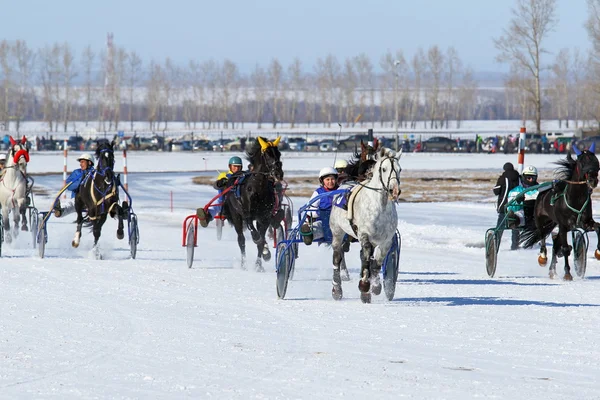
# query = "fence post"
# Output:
<box><xmin>63</xmin><ymin>140</ymin><xmax>68</xmax><ymax>199</ymax></box>
<box><xmin>123</xmin><ymin>148</ymin><xmax>128</xmax><ymax>191</ymax></box>
<box><xmin>518</xmin><ymin>126</ymin><xmax>526</xmax><ymax>174</ymax></box>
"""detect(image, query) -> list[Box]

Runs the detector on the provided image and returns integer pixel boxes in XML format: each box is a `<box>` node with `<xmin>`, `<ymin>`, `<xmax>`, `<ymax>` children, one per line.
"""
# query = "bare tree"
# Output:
<box><xmin>495</xmin><ymin>0</ymin><xmax>557</xmax><ymax>133</ymax></box>
<box><xmin>145</xmin><ymin>61</ymin><xmax>163</xmax><ymax>131</ymax></box>
<box><xmin>425</xmin><ymin>45</ymin><xmax>444</xmax><ymax>128</ymax></box>
<box><xmin>0</xmin><ymin>40</ymin><xmax>13</xmax><ymax>130</ymax></box>
<box><xmin>549</xmin><ymin>48</ymin><xmax>570</xmax><ymax>128</ymax></box>
<box><xmin>442</xmin><ymin>47</ymin><xmax>461</xmax><ymax>128</ymax></box>
<box><xmin>571</xmin><ymin>48</ymin><xmax>586</xmax><ymax>128</ymax></box>
<box><xmin>81</xmin><ymin>45</ymin><xmax>95</xmax><ymax>127</ymax></box>
<box><xmin>268</xmin><ymin>58</ymin><xmax>283</xmax><ymax>128</ymax></box>
<box><xmin>220</xmin><ymin>59</ymin><xmax>239</xmax><ymax>129</ymax></box>
<box><xmin>251</xmin><ymin>64</ymin><xmax>267</xmax><ymax>129</ymax></box>
<box><xmin>342</xmin><ymin>58</ymin><xmax>357</xmax><ymax>126</ymax></box>
<box><xmin>287</xmin><ymin>58</ymin><xmax>303</xmax><ymax>129</ymax></box>
<box><xmin>126</xmin><ymin>51</ymin><xmax>142</xmax><ymax>130</ymax></box>
<box><xmin>60</xmin><ymin>43</ymin><xmax>76</xmax><ymax>132</ymax></box>
<box><xmin>12</xmin><ymin>40</ymin><xmax>34</xmax><ymax>131</ymax></box>
<box><xmin>409</xmin><ymin>49</ymin><xmax>426</xmax><ymax>129</ymax></box>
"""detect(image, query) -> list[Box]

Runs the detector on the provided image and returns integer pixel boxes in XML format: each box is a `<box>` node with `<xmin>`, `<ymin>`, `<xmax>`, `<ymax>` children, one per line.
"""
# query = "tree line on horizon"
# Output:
<box><xmin>2</xmin><ymin>0</ymin><xmax>600</xmax><ymax>134</ymax></box>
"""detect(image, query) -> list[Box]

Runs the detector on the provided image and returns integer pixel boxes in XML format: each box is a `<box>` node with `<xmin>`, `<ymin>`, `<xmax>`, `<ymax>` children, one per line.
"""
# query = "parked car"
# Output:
<box><xmin>319</xmin><ymin>139</ymin><xmax>337</xmax><ymax>152</ymax></box>
<box><xmin>525</xmin><ymin>133</ymin><xmax>545</xmax><ymax>153</ymax></box>
<box><xmin>210</xmin><ymin>139</ymin><xmax>233</xmax><ymax>152</ymax></box>
<box><xmin>286</xmin><ymin>137</ymin><xmax>306</xmax><ymax>151</ymax></box>
<box><xmin>336</xmin><ymin>134</ymin><xmax>370</xmax><ymax>151</ymax></box>
<box><xmin>420</xmin><ymin>136</ymin><xmax>457</xmax><ymax>152</ymax></box>
<box><xmin>66</xmin><ymin>135</ymin><xmax>85</xmax><ymax>150</ymax></box>
<box><xmin>193</xmin><ymin>139</ymin><xmax>212</xmax><ymax>151</ymax></box>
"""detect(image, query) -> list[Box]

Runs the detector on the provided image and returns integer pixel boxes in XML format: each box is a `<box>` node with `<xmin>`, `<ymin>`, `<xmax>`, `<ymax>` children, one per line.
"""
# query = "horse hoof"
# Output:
<box><xmin>538</xmin><ymin>255</ymin><xmax>547</xmax><ymax>267</ymax></box>
<box><xmin>563</xmin><ymin>273</ymin><xmax>573</xmax><ymax>281</ymax></box>
<box><xmin>371</xmin><ymin>283</ymin><xmax>382</xmax><ymax>296</ymax></box>
<box><xmin>358</xmin><ymin>279</ymin><xmax>370</xmax><ymax>293</ymax></box>
<box><xmin>341</xmin><ymin>269</ymin><xmax>350</xmax><ymax>281</ymax></box>
<box><xmin>117</xmin><ymin>229</ymin><xmax>124</xmax><ymax>240</ymax></box>
<box><xmin>360</xmin><ymin>292</ymin><xmax>372</xmax><ymax>303</ymax></box>
<box><xmin>262</xmin><ymin>251</ymin><xmax>271</xmax><ymax>262</ymax></box>
<box><xmin>549</xmin><ymin>272</ymin><xmax>556</xmax><ymax>280</ymax></box>
<box><xmin>21</xmin><ymin>226</ymin><xmax>28</xmax><ymax>232</ymax></box>
<box><xmin>595</xmin><ymin>249</ymin><xmax>600</xmax><ymax>260</ymax></box>
<box><xmin>255</xmin><ymin>264</ymin><xmax>265</xmax><ymax>273</ymax></box>
<box><xmin>332</xmin><ymin>285</ymin><xmax>343</xmax><ymax>300</ymax></box>
<box><xmin>72</xmin><ymin>241</ymin><xmax>79</xmax><ymax>248</ymax></box>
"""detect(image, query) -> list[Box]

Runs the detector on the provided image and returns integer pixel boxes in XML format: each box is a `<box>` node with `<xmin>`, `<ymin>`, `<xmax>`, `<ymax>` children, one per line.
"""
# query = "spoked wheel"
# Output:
<box><xmin>485</xmin><ymin>229</ymin><xmax>498</xmax><ymax>278</ymax></box>
<box><xmin>0</xmin><ymin>215</ymin><xmax>4</xmax><ymax>257</ymax></box>
<box><xmin>37</xmin><ymin>218</ymin><xmax>46</xmax><ymax>259</ymax></box>
<box><xmin>383</xmin><ymin>232</ymin><xmax>401</xmax><ymax>301</ymax></box>
<box><xmin>30</xmin><ymin>210</ymin><xmax>39</xmax><ymax>249</ymax></box>
<box><xmin>276</xmin><ymin>243</ymin><xmax>294</xmax><ymax>299</ymax></box>
<box><xmin>573</xmin><ymin>230</ymin><xmax>588</xmax><ymax>278</ymax></box>
<box><xmin>129</xmin><ymin>215</ymin><xmax>139</xmax><ymax>259</ymax></box>
<box><xmin>274</xmin><ymin>224</ymin><xmax>285</xmax><ymax>247</ymax></box>
<box><xmin>215</xmin><ymin>217</ymin><xmax>223</xmax><ymax>241</ymax></box>
<box><xmin>186</xmin><ymin>221</ymin><xmax>195</xmax><ymax>268</ymax></box>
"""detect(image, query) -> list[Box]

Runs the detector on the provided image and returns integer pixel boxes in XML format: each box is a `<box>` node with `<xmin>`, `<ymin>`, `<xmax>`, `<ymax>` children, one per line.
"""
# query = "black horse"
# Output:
<box><xmin>343</xmin><ymin>139</ymin><xmax>380</xmax><ymax>182</ymax></box>
<box><xmin>72</xmin><ymin>139</ymin><xmax>125</xmax><ymax>258</ymax></box>
<box><xmin>520</xmin><ymin>143</ymin><xmax>600</xmax><ymax>280</ymax></box>
<box><xmin>222</xmin><ymin>136</ymin><xmax>284</xmax><ymax>271</ymax></box>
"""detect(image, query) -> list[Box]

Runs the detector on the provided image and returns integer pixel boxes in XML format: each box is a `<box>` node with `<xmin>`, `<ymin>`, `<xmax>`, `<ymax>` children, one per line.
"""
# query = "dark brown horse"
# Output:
<box><xmin>520</xmin><ymin>144</ymin><xmax>600</xmax><ymax>280</ymax></box>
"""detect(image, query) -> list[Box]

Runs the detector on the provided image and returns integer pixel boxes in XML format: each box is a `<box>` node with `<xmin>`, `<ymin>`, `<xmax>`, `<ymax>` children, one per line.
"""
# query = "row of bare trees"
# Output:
<box><xmin>3</xmin><ymin>0</ymin><xmax>600</xmax><ymax>134</ymax></box>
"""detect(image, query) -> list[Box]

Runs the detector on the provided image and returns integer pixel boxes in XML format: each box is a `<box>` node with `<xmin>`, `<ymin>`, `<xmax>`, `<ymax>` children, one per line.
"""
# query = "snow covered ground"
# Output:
<box><xmin>1</xmin><ymin>150</ymin><xmax>600</xmax><ymax>399</ymax></box>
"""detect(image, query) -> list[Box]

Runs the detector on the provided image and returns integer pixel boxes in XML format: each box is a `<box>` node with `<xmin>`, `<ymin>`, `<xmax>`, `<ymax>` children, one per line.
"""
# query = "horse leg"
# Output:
<box><xmin>232</xmin><ymin>217</ymin><xmax>247</xmax><ymax>270</ymax></box>
<box><xmin>72</xmin><ymin>211</ymin><xmax>83</xmax><ymax>248</ymax></box>
<box><xmin>595</xmin><ymin>222</ymin><xmax>600</xmax><ymax>260</ymax></box>
<box><xmin>358</xmin><ymin>237</ymin><xmax>374</xmax><ymax>303</ymax></box>
<box><xmin>548</xmin><ymin>233</ymin><xmax>559</xmax><ymax>279</ymax></box>
<box><xmin>3</xmin><ymin>209</ymin><xmax>11</xmax><ymax>244</ymax></box>
<box><xmin>557</xmin><ymin>229</ymin><xmax>573</xmax><ymax>281</ymax></box>
<box><xmin>19</xmin><ymin>203</ymin><xmax>28</xmax><ymax>232</ymax></box>
<box><xmin>246</xmin><ymin>219</ymin><xmax>261</xmax><ymax>243</ymax></box>
<box><xmin>538</xmin><ymin>240</ymin><xmax>548</xmax><ymax>266</ymax></box>
<box><xmin>116</xmin><ymin>204</ymin><xmax>124</xmax><ymax>240</ymax></box>
<box><xmin>331</xmin><ymin>233</ymin><xmax>345</xmax><ymax>300</ymax></box>
<box><xmin>12</xmin><ymin>208</ymin><xmax>20</xmax><ymax>237</ymax></box>
<box><xmin>254</xmin><ymin>219</ymin><xmax>270</xmax><ymax>272</ymax></box>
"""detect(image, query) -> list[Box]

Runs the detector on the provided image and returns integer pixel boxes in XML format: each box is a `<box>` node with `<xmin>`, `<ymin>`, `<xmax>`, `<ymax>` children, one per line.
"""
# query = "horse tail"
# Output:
<box><xmin>520</xmin><ymin>220</ymin><xmax>555</xmax><ymax>249</ymax></box>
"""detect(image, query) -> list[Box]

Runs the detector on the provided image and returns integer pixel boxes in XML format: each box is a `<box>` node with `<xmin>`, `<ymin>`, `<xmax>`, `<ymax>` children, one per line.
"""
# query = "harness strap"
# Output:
<box><xmin>346</xmin><ymin>184</ymin><xmax>364</xmax><ymax>221</ymax></box>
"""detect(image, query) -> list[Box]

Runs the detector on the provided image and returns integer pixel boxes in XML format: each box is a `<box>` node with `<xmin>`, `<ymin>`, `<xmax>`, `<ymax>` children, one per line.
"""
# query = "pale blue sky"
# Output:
<box><xmin>1</xmin><ymin>0</ymin><xmax>591</xmax><ymax>73</ymax></box>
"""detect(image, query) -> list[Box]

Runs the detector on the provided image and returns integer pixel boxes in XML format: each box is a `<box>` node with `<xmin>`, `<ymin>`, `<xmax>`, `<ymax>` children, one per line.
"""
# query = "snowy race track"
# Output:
<box><xmin>1</xmin><ymin>152</ymin><xmax>600</xmax><ymax>399</ymax></box>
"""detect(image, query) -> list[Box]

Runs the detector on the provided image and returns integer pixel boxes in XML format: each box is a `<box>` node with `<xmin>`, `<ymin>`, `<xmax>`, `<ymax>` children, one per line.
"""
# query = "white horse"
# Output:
<box><xmin>0</xmin><ymin>136</ymin><xmax>30</xmax><ymax>243</ymax></box>
<box><xmin>329</xmin><ymin>147</ymin><xmax>402</xmax><ymax>303</ymax></box>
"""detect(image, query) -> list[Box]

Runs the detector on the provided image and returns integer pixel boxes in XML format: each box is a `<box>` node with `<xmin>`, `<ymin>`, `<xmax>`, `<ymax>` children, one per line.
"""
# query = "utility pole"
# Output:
<box><xmin>393</xmin><ymin>60</ymin><xmax>400</xmax><ymax>151</ymax></box>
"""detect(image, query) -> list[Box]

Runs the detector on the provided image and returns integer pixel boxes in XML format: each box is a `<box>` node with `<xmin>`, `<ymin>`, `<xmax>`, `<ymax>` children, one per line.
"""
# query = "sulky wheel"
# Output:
<box><xmin>129</xmin><ymin>214</ymin><xmax>139</xmax><ymax>260</ymax></box>
<box><xmin>216</xmin><ymin>217</ymin><xmax>223</xmax><ymax>241</ymax></box>
<box><xmin>185</xmin><ymin>220</ymin><xmax>195</xmax><ymax>268</ymax></box>
<box><xmin>276</xmin><ymin>242</ymin><xmax>294</xmax><ymax>299</ymax></box>
<box><xmin>383</xmin><ymin>231</ymin><xmax>401</xmax><ymax>301</ymax></box>
<box><xmin>573</xmin><ymin>230</ymin><xmax>588</xmax><ymax>278</ymax></box>
<box><xmin>485</xmin><ymin>229</ymin><xmax>498</xmax><ymax>278</ymax></box>
<box><xmin>30</xmin><ymin>209</ymin><xmax>39</xmax><ymax>249</ymax></box>
<box><xmin>37</xmin><ymin>217</ymin><xmax>46</xmax><ymax>259</ymax></box>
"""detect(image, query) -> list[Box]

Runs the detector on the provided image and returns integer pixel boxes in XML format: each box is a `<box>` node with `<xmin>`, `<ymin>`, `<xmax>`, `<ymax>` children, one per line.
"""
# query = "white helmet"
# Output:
<box><xmin>522</xmin><ymin>165</ymin><xmax>538</xmax><ymax>176</ymax></box>
<box><xmin>77</xmin><ymin>153</ymin><xmax>94</xmax><ymax>165</ymax></box>
<box><xmin>0</xmin><ymin>154</ymin><xmax>6</xmax><ymax>162</ymax></box>
<box><xmin>334</xmin><ymin>159</ymin><xmax>348</xmax><ymax>169</ymax></box>
<box><xmin>319</xmin><ymin>166</ymin><xmax>338</xmax><ymax>180</ymax></box>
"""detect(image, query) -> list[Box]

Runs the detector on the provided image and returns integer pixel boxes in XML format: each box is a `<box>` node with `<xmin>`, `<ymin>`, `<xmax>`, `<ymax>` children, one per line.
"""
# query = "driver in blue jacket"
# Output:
<box><xmin>300</xmin><ymin>167</ymin><xmax>339</xmax><ymax>245</ymax></box>
<box><xmin>54</xmin><ymin>153</ymin><xmax>95</xmax><ymax>217</ymax></box>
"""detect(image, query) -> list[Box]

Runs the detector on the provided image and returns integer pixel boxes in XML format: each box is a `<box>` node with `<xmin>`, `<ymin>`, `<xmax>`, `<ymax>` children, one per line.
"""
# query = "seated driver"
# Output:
<box><xmin>196</xmin><ymin>156</ymin><xmax>243</xmax><ymax>228</ymax></box>
<box><xmin>300</xmin><ymin>167</ymin><xmax>339</xmax><ymax>245</ymax></box>
<box><xmin>506</xmin><ymin>165</ymin><xmax>540</xmax><ymax>229</ymax></box>
<box><xmin>54</xmin><ymin>153</ymin><xmax>95</xmax><ymax>217</ymax></box>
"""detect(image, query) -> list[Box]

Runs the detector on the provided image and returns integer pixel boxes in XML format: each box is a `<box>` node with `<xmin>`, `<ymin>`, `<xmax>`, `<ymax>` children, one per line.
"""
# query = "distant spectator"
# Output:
<box><xmin>240</xmin><ymin>137</ymin><xmax>247</xmax><ymax>151</ymax></box>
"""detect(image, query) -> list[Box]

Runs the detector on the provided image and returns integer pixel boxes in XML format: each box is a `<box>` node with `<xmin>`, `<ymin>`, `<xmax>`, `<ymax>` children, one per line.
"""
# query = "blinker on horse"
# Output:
<box><xmin>222</xmin><ymin>136</ymin><xmax>284</xmax><ymax>271</ymax></box>
<box><xmin>520</xmin><ymin>141</ymin><xmax>600</xmax><ymax>280</ymax></box>
<box><xmin>72</xmin><ymin>139</ymin><xmax>125</xmax><ymax>258</ymax></box>
<box><xmin>0</xmin><ymin>136</ymin><xmax>31</xmax><ymax>243</ymax></box>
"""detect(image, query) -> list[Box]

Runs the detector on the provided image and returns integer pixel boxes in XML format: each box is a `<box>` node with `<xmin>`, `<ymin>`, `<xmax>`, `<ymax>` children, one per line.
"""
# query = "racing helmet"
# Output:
<box><xmin>319</xmin><ymin>166</ymin><xmax>338</xmax><ymax>183</ymax></box>
<box><xmin>522</xmin><ymin>165</ymin><xmax>538</xmax><ymax>176</ymax></box>
<box><xmin>228</xmin><ymin>156</ymin><xmax>243</xmax><ymax>166</ymax></box>
<box><xmin>522</xmin><ymin>165</ymin><xmax>538</xmax><ymax>182</ymax></box>
<box><xmin>334</xmin><ymin>159</ymin><xmax>348</xmax><ymax>170</ymax></box>
<box><xmin>77</xmin><ymin>153</ymin><xmax>94</xmax><ymax>165</ymax></box>
<box><xmin>0</xmin><ymin>154</ymin><xmax>6</xmax><ymax>162</ymax></box>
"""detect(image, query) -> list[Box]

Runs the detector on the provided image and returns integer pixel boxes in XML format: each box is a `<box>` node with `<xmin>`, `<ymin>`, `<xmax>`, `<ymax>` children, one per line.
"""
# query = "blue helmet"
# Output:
<box><xmin>228</xmin><ymin>156</ymin><xmax>243</xmax><ymax>166</ymax></box>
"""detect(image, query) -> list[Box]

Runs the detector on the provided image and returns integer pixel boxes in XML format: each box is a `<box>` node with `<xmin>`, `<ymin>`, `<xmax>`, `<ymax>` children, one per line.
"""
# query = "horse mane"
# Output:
<box><xmin>554</xmin><ymin>152</ymin><xmax>576</xmax><ymax>182</ymax></box>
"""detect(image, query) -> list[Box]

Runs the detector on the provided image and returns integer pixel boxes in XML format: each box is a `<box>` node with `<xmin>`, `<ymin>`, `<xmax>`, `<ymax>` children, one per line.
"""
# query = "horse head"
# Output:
<box><xmin>373</xmin><ymin>147</ymin><xmax>403</xmax><ymax>201</ymax></box>
<box><xmin>248</xmin><ymin>137</ymin><xmax>284</xmax><ymax>181</ymax></box>
<box><xmin>360</xmin><ymin>139</ymin><xmax>379</xmax><ymax>162</ymax></box>
<box><xmin>570</xmin><ymin>143</ymin><xmax>599</xmax><ymax>189</ymax></box>
<box><xmin>95</xmin><ymin>139</ymin><xmax>116</xmax><ymax>177</ymax></box>
<box><xmin>8</xmin><ymin>135</ymin><xmax>29</xmax><ymax>172</ymax></box>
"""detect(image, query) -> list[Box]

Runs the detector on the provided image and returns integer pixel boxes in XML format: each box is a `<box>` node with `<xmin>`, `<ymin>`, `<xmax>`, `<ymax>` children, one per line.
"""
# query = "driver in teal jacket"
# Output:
<box><xmin>507</xmin><ymin>165</ymin><xmax>539</xmax><ymax>229</ymax></box>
